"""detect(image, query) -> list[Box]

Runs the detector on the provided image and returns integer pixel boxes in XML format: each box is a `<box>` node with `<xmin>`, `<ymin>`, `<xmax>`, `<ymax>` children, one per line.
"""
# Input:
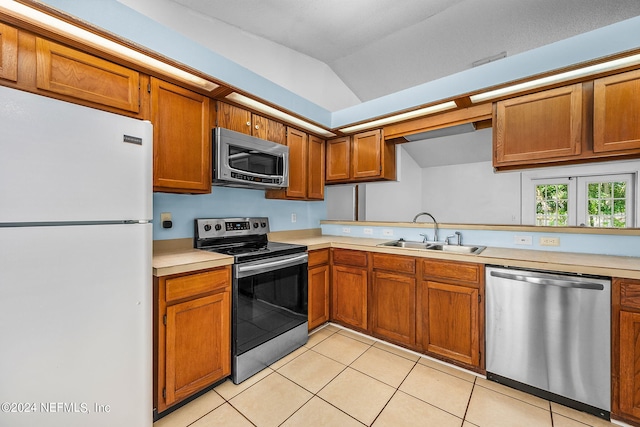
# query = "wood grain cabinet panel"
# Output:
<box><xmin>620</xmin><ymin>310</ymin><xmax>640</xmax><ymax>420</ymax></box>
<box><xmin>420</xmin><ymin>280</ymin><xmax>479</xmax><ymax>366</ymax></box>
<box><xmin>307</xmin><ymin>135</ymin><xmax>326</xmax><ymax>200</ymax></box>
<box><xmin>326</xmin><ymin>137</ymin><xmax>350</xmax><ymax>181</ymax></box>
<box><xmin>155</xmin><ymin>266</ymin><xmax>231</xmax><ymax>414</ymax></box>
<box><xmin>283</xmin><ymin>127</ymin><xmax>308</xmax><ymax>199</ymax></box>
<box><xmin>151</xmin><ymin>78</ymin><xmax>211</xmax><ymax>193</ymax></box>
<box><xmin>422</xmin><ymin>259</ymin><xmax>481</xmax><ymax>285</ymax></box>
<box><xmin>331</xmin><ymin>265</ymin><xmax>368</xmax><ymax>331</ymax></box>
<box><xmin>594</xmin><ymin>69</ymin><xmax>640</xmax><ymax>153</ymax></box>
<box><xmin>308</xmin><ymin>263</ymin><xmax>330</xmax><ymax>331</ymax></box>
<box><xmin>165</xmin><ymin>291</ymin><xmax>230</xmax><ymax>407</ymax></box>
<box><xmin>494</xmin><ymin>84</ymin><xmax>583</xmax><ymax>166</ymax></box>
<box><xmin>216</xmin><ymin>101</ymin><xmax>252</xmax><ymax>135</ymax></box>
<box><xmin>370</xmin><ymin>271</ymin><xmax>416</xmax><ymax>346</ymax></box>
<box><xmin>0</xmin><ymin>23</ymin><xmax>18</xmax><ymax>82</ymax></box>
<box><xmin>352</xmin><ymin>129</ymin><xmax>383</xmax><ymax>179</ymax></box>
<box><xmin>35</xmin><ymin>38</ymin><xmax>140</xmax><ymax>112</ymax></box>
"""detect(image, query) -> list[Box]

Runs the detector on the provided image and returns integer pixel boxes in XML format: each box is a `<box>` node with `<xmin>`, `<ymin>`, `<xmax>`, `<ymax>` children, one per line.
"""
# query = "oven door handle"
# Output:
<box><xmin>236</xmin><ymin>253</ymin><xmax>308</xmax><ymax>277</ymax></box>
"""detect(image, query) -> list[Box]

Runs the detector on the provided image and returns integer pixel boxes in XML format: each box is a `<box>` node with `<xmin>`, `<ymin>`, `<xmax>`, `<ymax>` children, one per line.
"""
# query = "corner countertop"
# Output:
<box><xmin>153</xmin><ymin>231</ymin><xmax>640</xmax><ymax>280</ymax></box>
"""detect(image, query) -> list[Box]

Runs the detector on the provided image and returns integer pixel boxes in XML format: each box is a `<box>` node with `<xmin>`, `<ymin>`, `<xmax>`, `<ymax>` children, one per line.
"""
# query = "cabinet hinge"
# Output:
<box><xmin>478</xmin><ymin>294</ymin><xmax>482</xmax><ymax>303</ymax></box>
<box><xmin>162</xmin><ymin>388</ymin><xmax>166</xmax><ymax>399</ymax></box>
<box><xmin>163</xmin><ymin>314</ymin><xmax>167</xmax><ymax>325</ymax></box>
<box><xmin>479</xmin><ymin>351</ymin><xmax>482</xmax><ymax>363</ymax></box>
<box><xmin>147</xmin><ymin>83</ymin><xmax>151</xmax><ymax>93</ymax></box>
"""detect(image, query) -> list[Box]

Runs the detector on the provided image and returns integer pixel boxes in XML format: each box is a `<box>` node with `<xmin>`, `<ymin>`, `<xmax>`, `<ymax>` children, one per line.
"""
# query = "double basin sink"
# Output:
<box><xmin>378</xmin><ymin>239</ymin><xmax>486</xmax><ymax>255</ymax></box>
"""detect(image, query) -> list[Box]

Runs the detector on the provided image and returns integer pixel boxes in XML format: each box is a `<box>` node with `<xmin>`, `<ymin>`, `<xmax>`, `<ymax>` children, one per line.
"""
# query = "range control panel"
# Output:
<box><xmin>195</xmin><ymin>217</ymin><xmax>270</xmax><ymax>239</ymax></box>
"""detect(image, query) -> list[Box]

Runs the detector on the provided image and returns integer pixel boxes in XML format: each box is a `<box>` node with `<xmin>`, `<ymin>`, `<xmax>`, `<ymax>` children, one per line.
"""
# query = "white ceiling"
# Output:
<box><xmin>169</xmin><ymin>0</ymin><xmax>640</xmax><ymax>102</ymax></box>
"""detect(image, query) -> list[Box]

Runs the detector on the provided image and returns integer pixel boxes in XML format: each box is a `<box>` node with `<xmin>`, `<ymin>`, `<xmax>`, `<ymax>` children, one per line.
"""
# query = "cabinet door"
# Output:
<box><xmin>331</xmin><ymin>265</ymin><xmax>368</xmax><ymax>330</ymax></box>
<box><xmin>420</xmin><ymin>280</ymin><xmax>480</xmax><ymax>367</ymax></box>
<box><xmin>308</xmin><ymin>264</ymin><xmax>330</xmax><ymax>330</ymax></box>
<box><xmin>217</xmin><ymin>102</ymin><xmax>252</xmax><ymax>135</ymax></box>
<box><xmin>307</xmin><ymin>135</ymin><xmax>325</xmax><ymax>200</ymax></box>
<box><xmin>285</xmin><ymin>127</ymin><xmax>308</xmax><ymax>199</ymax></box>
<box><xmin>165</xmin><ymin>291</ymin><xmax>230</xmax><ymax>407</ymax></box>
<box><xmin>35</xmin><ymin>38</ymin><xmax>140</xmax><ymax>112</ymax></box>
<box><xmin>352</xmin><ymin>129</ymin><xmax>382</xmax><ymax>179</ymax></box>
<box><xmin>594</xmin><ymin>69</ymin><xmax>640</xmax><ymax>153</ymax></box>
<box><xmin>253</xmin><ymin>114</ymin><xmax>286</xmax><ymax>144</ymax></box>
<box><xmin>326</xmin><ymin>137</ymin><xmax>351</xmax><ymax>181</ymax></box>
<box><xmin>0</xmin><ymin>23</ymin><xmax>18</xmax><ymax>82</ymax></box>
<box><xmin>620</xmin><ymin>310</ymin><xmax>640</xmax><ymax>419</ymax></box>
<box><xmin>371</xmin><ymin>271</ymin><xmax>416</xmax><ymax>346</ymax></box>
<box><xmin>494</xmin><ymin>84</ymin><xmax>582</xmax><ymax>165</ymax></box>
<box><xmin>151</xmin><ymin>78</ymin><xmax>211</xmax><ymax>193</ymax></box>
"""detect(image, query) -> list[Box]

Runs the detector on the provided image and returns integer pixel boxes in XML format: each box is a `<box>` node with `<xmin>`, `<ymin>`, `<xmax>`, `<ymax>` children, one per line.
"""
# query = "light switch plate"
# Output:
<box><xmin>514</xmin><ymin>235</ymin><xmax>532</xmax><ymax>245</ymax></box>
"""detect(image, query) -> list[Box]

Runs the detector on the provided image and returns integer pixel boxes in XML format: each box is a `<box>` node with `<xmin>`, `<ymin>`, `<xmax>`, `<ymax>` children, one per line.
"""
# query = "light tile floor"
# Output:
<box><xmin>154</xmin><ymin>324</ymin><xmax>617</xmax><ymax>427</ymax></box>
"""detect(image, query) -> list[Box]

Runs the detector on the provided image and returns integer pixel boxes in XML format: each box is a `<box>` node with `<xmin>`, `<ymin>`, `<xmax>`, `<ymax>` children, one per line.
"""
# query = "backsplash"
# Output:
<box><xmin>153</xmin><ymin>187</ymin><xmax>326</xmax><ymax>240</ymax></box>
<box><xmin>321</xmin><ymin>223</ymin><xmax>640</xmax><ymax>258</ymax></box>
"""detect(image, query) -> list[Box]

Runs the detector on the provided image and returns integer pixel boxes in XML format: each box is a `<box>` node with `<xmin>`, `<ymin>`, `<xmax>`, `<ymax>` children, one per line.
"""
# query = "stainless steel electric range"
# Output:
<box><xmin>194</xmin><ymin>217</ymin><xmax>308</xmax><ymax>384</ymax></box>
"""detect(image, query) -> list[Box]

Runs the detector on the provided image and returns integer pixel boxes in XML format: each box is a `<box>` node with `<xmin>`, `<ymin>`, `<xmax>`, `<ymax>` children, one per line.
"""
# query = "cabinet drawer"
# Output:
<box><xmin>165</xmin><ymin>267</ymin><xmax>230</xmax><ymax>303</ymax></box>
<box><xmin>308</xmin><ymin>249</ymin><xmax>329</xmax><ymax>267</ymax></box>
<box><xmin>372</xmin><ymin>253</ymin><xmax>415</xmax><ymax>274</ymax></box>
<box><xmin>422</xmin><ymin>259</ymin><xmax>481</xmax><ymax>284</ymax></box>
<box><xmin>620</xmin><ymin>279</ymin><xmax>640</xmax><ymax>310</ymax></box>
<box><xmin>333</xmin><ymin>249</ymin><xmax>368</xmax><ymax>267</ymax></box>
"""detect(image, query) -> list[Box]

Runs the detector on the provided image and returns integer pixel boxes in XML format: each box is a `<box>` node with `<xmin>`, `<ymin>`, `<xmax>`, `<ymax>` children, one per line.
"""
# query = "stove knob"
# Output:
<box><xmin>204</xmin><ymin>224</ymin><xmax>211</xmax><ymax>231</ymax></box>
<box><xmin>253</xmin><ymin>222</ymin><xmax>259</xmax><ymax>228</ymax></box>
<box><xmin>260</xmin><ymin>222</ymin><xmax>267</xmax><ymax>228</ymax></box>
<box><xmin>215</xmin><ymin>224</ymin><xmax>222</xmax><ymax>231</ymax></box>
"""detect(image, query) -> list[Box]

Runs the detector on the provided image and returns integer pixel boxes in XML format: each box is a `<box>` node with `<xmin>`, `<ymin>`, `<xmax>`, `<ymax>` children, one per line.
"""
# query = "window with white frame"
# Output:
<box><xmin>522</xmin><ymin>164</ymin><xmax>637</xmax><ymax>228</ymax></box>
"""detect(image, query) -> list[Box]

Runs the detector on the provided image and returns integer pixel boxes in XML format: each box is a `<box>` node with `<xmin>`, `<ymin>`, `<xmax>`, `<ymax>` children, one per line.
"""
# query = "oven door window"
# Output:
<box><xmin>235</xmin><ymin>263</ymin><xmax>307</xmax><ymax>355</ymax></box>
<box><xmin>228</xmin><ymin>144</ymin><xmax>283</xmax><ymax>176</ymax></box>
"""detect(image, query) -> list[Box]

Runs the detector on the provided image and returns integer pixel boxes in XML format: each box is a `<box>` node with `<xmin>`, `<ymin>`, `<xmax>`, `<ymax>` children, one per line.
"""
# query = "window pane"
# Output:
<box><xmin>586</xmin><ymin>180</ymin><xmax>627</xmax><ymax>228</ymax></box>
<box><xmin>536</xmin><ymin>184</ymin><xmax>569</xmax><ymax>226</ymax></box>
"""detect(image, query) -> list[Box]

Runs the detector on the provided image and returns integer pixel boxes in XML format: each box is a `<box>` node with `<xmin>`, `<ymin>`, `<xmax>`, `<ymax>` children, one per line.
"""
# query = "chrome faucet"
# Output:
<box><xmin>412</xmin><ymin>212</ymin><xmax>439</xmax><ymax>242</ymax></box>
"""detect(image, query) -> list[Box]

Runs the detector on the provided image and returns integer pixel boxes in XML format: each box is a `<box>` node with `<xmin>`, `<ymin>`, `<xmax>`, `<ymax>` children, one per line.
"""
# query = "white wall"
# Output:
<box><xmin>361</xmin><ymin>146</ymin><xmax>424</xmax><ymax>222</ymax></box>
<box><xmin>420</xmin><ymin>161</ymin><xmax>522</xmax><ymax>224</ymax></box>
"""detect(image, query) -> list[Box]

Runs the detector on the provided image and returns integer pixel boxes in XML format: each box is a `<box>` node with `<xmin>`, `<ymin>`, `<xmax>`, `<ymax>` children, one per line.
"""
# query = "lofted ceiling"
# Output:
<box><xmin>168</xmin><ymin>0</ymin><xmax>640</xmax><ymax>103</ymax></box>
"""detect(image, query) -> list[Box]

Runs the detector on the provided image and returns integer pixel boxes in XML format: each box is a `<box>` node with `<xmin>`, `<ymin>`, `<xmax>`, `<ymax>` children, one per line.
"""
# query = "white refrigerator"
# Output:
<box><xmin>0</xmin><ymin>86</ymin><xmax>153</xmax><ymax>426</ymax></box>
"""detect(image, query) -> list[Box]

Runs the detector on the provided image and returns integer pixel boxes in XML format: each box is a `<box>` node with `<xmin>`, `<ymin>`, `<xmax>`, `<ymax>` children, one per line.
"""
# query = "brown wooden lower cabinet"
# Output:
<box><xmin>370</xmin><ymin>270</ymin><xmax>416</xmax><ymax>346</ymax></box>
<box><xmin>154</xmin><ymin>266</ymin><xmax>231</xmax><ymax>414</ymax></box>
<box><xmin>419</xmin><ymin>280</ymin><xmax>479</xmax><ymax>366</ymax></box>
<box><xmin>308</xmin><ymin>249</ymin><xmax>330</xmax><ymax>330</ymax></box>
<box><xmin>615</xmin><ymin>277</ymin><xmax>640</xmax><ymax>425</ymax></box>
<box><xmin>331</xmin><ymin>264</ymin><xmax>368</xmax><ymax>331</ymax></box>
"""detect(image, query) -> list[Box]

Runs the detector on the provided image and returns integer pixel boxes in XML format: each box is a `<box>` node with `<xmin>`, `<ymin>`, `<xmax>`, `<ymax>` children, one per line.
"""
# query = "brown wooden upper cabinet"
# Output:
<box><xmin>594</xmin><ymin>69</ymin><xmax>640</xmax><ymax>154</ymax></box>
<box><xmin>216</xmin><ymin>101</ymin><xmax>286</xmax><ymax>144</ymax></box>
<box><xmin>493</xmin><ymin>84</ymin><xmax>583</xmax><ymax>168</ymax></box>
<box><xmin>326</xmin><ymin>129</ymin><xmax>396</xmax><ymax>183</ymax></box>
<box><xmin>266</xmin><ymin>127</ymin><xmax>325</xmax><ymax>201</ymax></box>
<box><xmin>35</xmin><ymin>37</ymin><xmax>140</xmax><ymax>113</ymax></box>
<box><xmin>151</xmin><ymin>77</ymin><xmax>212</xmax><ymax>193</ymax></box>
<box><xmin>0</xmin><ymin>23</ymin><xmax>18</xmax><ymax>82</ymax></box>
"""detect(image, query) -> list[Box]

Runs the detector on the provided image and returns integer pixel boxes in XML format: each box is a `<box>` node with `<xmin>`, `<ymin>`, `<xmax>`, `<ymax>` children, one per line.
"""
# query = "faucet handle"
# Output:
<box><xmin>419</xmin><ymin>233</ymin><xmax>430</xmax><ymax>243</ymax></box>
<box><xmin>445</xmin><ymin>231</ymin><xmax>463</xmax><ymax>245</ymax></box>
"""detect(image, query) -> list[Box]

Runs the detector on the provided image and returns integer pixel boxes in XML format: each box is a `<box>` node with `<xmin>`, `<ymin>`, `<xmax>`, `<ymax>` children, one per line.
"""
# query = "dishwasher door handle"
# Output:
<box><xmin>489</xmin><ymin>271</ymin><xmax>605</xmax><ymax>290</ymax></box>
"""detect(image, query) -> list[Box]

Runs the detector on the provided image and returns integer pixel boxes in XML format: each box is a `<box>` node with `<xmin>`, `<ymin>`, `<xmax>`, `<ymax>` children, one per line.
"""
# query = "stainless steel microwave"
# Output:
<box><xmin>212</xmin><ymin>127</ymin><xmax>289</xmax><ymax>189</ymax></box>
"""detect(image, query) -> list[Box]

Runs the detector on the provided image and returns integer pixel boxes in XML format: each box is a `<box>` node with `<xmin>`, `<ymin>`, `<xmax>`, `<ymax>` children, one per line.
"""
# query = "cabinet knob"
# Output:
<box><xmin>246</xmin><ymin>121</ymin><xmax>251</xmax><ymax>126</ymax></box>
<box><xmin>255</xmin><ymin>125</ymin><xmax>259</xmax><ymax>130</ymax></box>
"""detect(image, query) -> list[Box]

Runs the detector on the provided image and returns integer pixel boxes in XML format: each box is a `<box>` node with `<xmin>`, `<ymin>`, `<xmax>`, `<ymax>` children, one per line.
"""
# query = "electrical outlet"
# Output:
<box><xmin>540</xmin><ymin>236</ymin><xmax>560</xmax><ymax>246</ymax></box>
<box><xmin>382</xmin><ymin>229</ymin><xmax>394</xmax><ymax>236</ymax></box>
<box><xmin>342</xmin><ymin>227</ymin><xmax>351</xmax><ymax>234</ymax></box>
<box><xmin>291</xmin><ymin>213</ymin><xmax>296</xmax><ymax>223</ymax></box>
<box><xmin>514</xmin><ymin>235</ymin><xmax>532</xmax><ymax>245</ymax></box>
<box><xmin>363</xmin><ymin>228</ymin><xmax>373</xmax><ymax>235</ymax></box>
<box><xmin>160</xmin><ymin>212</ymin><xmax>172</xmax><ymax>223</ymax></box>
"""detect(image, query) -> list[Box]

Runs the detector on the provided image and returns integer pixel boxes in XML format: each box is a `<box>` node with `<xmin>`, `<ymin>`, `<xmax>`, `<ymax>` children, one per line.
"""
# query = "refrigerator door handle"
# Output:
<box><xmin>489</xmin><ymin>271</ymin><xmax>604</xmax><ymax>290</ymax></box>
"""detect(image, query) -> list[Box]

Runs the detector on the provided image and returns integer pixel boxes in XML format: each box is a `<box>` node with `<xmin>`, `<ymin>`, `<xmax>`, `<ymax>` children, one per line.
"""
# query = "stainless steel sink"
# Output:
<box><xmin>379</xmin><ymin>240</ymin><xmax>430</xmax><ymax>249</ymax></box>
<box><xmin>378</xmin><ymin>240</ymin><xmax>486</xmax><ymax>255</ymax></box>
<box><xmin>425</xmin><ymin>244</ymin><xmax>486</xmax><ymax>255</ymax></box>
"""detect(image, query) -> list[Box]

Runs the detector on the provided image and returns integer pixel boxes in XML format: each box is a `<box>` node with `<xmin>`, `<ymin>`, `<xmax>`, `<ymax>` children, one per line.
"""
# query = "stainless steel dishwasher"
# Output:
<box><xmin>485</xmin><ymin>266</ymin><xmax>611</xmax><ymax>420</ymax></box>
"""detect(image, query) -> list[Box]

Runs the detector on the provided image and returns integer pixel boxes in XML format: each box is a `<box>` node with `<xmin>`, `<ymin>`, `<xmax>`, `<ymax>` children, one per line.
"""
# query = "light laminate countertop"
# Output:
<box><xmin>153</xmin><ymin>233</ymin><xmax>640</xmax><ymax>279</ymax></box>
